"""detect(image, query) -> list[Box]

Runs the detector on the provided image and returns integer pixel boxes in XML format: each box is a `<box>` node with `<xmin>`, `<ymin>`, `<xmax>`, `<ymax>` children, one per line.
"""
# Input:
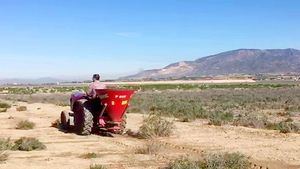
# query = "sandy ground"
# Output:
<box><xmin>0</xmin><ymin>102</ymin><xmax>300</xmax><ymax>169</ymax></box>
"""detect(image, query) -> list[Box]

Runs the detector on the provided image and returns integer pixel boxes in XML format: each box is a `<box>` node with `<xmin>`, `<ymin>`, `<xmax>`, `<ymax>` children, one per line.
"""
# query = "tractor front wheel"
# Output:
<box><xmin>73</xmin><ymin>99</ymin><xmax>93</xmax><ymax>135</ymax></box>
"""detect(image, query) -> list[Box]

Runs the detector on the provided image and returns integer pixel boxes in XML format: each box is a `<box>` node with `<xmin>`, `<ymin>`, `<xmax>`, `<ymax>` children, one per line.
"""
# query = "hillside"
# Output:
<box><xmin>125</xmin><ymin>48</ymin><xmax>300</xmax><ymax>79</ymax></box>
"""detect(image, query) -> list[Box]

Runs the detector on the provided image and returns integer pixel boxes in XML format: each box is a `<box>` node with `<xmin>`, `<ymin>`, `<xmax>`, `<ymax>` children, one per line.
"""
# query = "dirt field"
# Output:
<box><xmin>0</xmin><ymin>102</ymin><xmax>300</xmax><ymax>169</ymax></box>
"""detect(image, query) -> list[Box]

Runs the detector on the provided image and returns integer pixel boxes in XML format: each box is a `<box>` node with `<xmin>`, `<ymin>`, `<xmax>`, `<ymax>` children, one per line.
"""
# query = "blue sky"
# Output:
<box><xmin>0</xmin><ymin>0</ymin><xmax>299</xmax><ymax>79</ymax></box>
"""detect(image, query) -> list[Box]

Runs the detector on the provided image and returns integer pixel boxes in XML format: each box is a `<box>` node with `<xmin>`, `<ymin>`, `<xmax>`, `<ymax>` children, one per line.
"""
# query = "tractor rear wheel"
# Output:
<box><xmin>60</xmin><ymin>110</ymin><xmax>70</xmax><ymax>130</ymax></box>
<box><xmin>73</xmin><ymin>99</ymin><xmax>93</xmax><ymax>135</ymax></box>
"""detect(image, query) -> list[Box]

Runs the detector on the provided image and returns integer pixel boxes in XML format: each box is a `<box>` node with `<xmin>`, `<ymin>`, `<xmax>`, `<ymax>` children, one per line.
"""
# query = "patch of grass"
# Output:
<box><xmin>13</xmin><ymin>137</ymin><xmax>46</xmax><ymax>151</ymax></box>
<box><xmin>16</xmin><ymin>120</ymin><xmax>35</xmax><ymax>130</ymax></box>
<box><xmin>90</xmin><ymin>164</ymin><xmax>107</xmax><ymax>169</ymax></box>
<box><xmin>16</xmin><ymin>106</ymin><xmax>27</xmax><ymax>112</ymax></box>
<box><xmin>138</xmin><ymin>113</ymin><xmax>174</xmax><ymax>139</ymax></box>
<box><xmin>135</xmin><ymin>141</ymin><xmax>162</xmax><ymax>154</ymax></box>
<box><xmin>0</xmin><ymin>138</ymin><xmax>13</xmax><ymax>151</ymax></box>
<box><xmin>80</xmin><ymin>152</ymin><xmax>98</xmax><ymax>159</ymax></box>
<box><xmin>166</xmin><ymin>152</ymin><xmax>250</xmax><ymax>169</ymax></box>
<box><xmin>0</xmin><ymin>151</ymin><xmax>8</xmax><ymax>163</ymax></box>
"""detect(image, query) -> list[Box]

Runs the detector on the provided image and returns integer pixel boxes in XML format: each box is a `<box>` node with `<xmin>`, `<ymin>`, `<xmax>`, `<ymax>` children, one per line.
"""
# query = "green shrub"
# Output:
<box><xmin>0</xmin><ymin>108</ymin><xmax>7</xmax><ymax>113</ymax></box>
<box><xmin>13</xmin><ymin>137</ymin><xmax>46</xmax><ymax>151</ymax></box>
<box><xmin>16</xmin><ymin>120</ymin><xmax>35</xmax><ymax>130</ymax></box>
<box><xmin>90</xmin><ymin>164</ymin><xmax>107</xmax><ymax>169</ymax></box>
<box><xmin>138</xmin><ymin>113</ymin><xmax>174</xmax><ymax>139</ymax></box>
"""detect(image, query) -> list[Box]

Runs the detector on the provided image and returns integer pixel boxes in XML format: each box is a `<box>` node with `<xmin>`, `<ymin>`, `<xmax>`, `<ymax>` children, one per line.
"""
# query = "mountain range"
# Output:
<box><xmin>125</xmin><ymin>48</ymin><xmax>300</xmax><ymax>79</ymax></box>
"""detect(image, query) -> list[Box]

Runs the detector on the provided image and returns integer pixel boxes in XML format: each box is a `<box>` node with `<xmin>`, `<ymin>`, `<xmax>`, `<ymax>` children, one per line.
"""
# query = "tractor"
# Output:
<box><xmin>60</xmin><ymin>89</ymin><xmax>135</xmax><ymax>135</ymax></box>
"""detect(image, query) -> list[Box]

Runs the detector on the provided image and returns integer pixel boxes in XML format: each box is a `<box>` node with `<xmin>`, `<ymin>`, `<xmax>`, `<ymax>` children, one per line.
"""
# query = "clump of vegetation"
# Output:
<box><xmin>0</xmin><ymin>102</ymin><xmax>11</xmax><ymax>113</ymax></box>
<box><xmin>90</xmin><ymin>164</ymin><xmax>107</xmax><ymax>169</ymax></box>
<box><xmin>233</xmin><ymin>113</ymin><xmax>269</xmax><ymax>129</ymax></box>
<box><xmin>205</xmin><ymin>152</ymin><xmax>250</xmax><ymax>169</ymax></box>
<box><xmin>166</xmin><ymin>152</ymin><xmax>250</xmax><ymax>169</ymax></box>
<box><xmin>80</xmin><ymin>152</ymin><xmax>98</xmax><ymax>159</ymax></box>
<box><xmin>16</xmin><ymin>120</ymin><xmax>35</xmax><ymax>130</ymax></box>
<box><xmin>16</xmin><ymin>106</ymin><xmax>27</xmax><ymax>112</ymax></box>
<box><xmin>208</xmin><ymin>111</ymin><xmax>234</xmax><ymax>126</ymax></box>
<box><xmin>275</xmin><ymin>121</ymin><xmax>300</xmax><ymax>133</ymax></box>
<box><xmin>0</xmin><ymin>138</ymin><xmax>13</xmax><ymax>151</ymax></box>
<box><xmin>138</xmin><ymin>113</ymin><xmax>174</xmax><ymax>139</ymax></box>
<box><xmin>13</xmin><ymin>137</ymin><xmax>46</xmax><ymax>151</ymax></box>
<box><xmin>0</xmin><ymin>151</ymin><xmax>8</xmax><ymax>163</ymax></box>
<box><xmin>0</xmin><ymin>102</ymin><xmax>11</xmax><ymax>109</ymax></box>
<box><xmin>167</xmin><ymin>157</ymin><xmax>203</xmax><ymax>169</ymax></box>
<box><xmin>0</xmin><ymin>108</ymin><xmax>7</xmax><ymax>113</ymax></box>
<box><xmin>135</xmin><ymin>141</ymin><xmax>162</xmax><ymax>154</ymax></box>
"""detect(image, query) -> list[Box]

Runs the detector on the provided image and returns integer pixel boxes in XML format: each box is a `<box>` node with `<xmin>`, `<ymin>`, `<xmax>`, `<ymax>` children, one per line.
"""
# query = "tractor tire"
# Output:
<box><xmin>60</xmin><ymin>110</ymin><xmax>70</xmax><ymax>130</ymax></box>
<box><xmin>73</xmin><ymin>99</ymin><xmax>93</xmax><ymax>135</ymax></box>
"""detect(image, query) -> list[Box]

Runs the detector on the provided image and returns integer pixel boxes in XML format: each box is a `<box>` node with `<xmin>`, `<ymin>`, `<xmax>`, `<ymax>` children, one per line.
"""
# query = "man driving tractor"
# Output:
<box><xmin>71</xmin><ymin>74</ymin><xmax>106</xmax><ymax>107</ymax></box>
<box><xmin>87</xmin><ymin>74</ymin><xmax>107</xmax><ymax>98</ymax></box>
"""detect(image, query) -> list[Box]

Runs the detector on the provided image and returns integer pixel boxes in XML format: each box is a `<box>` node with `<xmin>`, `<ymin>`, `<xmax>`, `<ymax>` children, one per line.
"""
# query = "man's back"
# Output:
<box><xmin>88</xmin><ymin>81</ymin><xmax>106</xmax><ymax>97</ymax></box>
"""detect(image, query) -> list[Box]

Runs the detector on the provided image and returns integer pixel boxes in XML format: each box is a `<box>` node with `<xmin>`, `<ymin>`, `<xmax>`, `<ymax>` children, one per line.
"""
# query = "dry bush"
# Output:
<box><xmin>16</xmin><ymin>106</ymin><xmax>27</xmax><ymax>112</ymax></box>
<box><xmin>16</xmin><ymin>120</ymin><xmax>35</xmax><ymax>130</ymax></box>
<box><xmin>13</xmin><ymin>137</ymin><xmax>46</xmax><ymax>151</ymax></box>
<box><xmin>0</xmin><ymin>108</ymin><xmax>7</xmax><ymax>113</ymax></box>
<box><xmin>80</xmin><ymin>152</ymin><xmax>98</xmax><ymax>159</ymax></box>
<box><xmin>166</xmin><ymin>152</ymin><xmax>250</xmax><ymax>169</ymax></box>
<box><xmin>90</xmin><ymin>164</ymin><xmax>107</xmax><ymax>169</ymax></box>
<box><xmin>0</xmin><ymin>102</ymin><xmax>11</xmax><ymax>109</ymax></box>
<box><xmin>135</xmin><ymin>141</ymin><xmax>162</xmax><ymax>154</ymax></box>
<box><xmin>138</xmin><ymin>113</ymin><xmax>174</xmax><ymax>139</ymax></box>
<box><xmin>0</xmin><ymin>102</ymin><xmax>11</xmax><ymax>113</ymax></box>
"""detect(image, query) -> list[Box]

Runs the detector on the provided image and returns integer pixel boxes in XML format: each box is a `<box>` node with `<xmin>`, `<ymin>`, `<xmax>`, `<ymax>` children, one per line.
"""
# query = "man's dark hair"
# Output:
<box><xmin>93</xmin><ymin>74</ymin><xmax>100</xmax><ymax>80</ymax></box>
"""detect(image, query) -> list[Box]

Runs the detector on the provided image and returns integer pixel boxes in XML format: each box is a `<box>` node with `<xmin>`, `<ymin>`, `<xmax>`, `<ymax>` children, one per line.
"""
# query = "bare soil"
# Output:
<box><xmin>0</xmin><ymin>102</ymin><xmax>299</xmax><ymax>169</ymax></box>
